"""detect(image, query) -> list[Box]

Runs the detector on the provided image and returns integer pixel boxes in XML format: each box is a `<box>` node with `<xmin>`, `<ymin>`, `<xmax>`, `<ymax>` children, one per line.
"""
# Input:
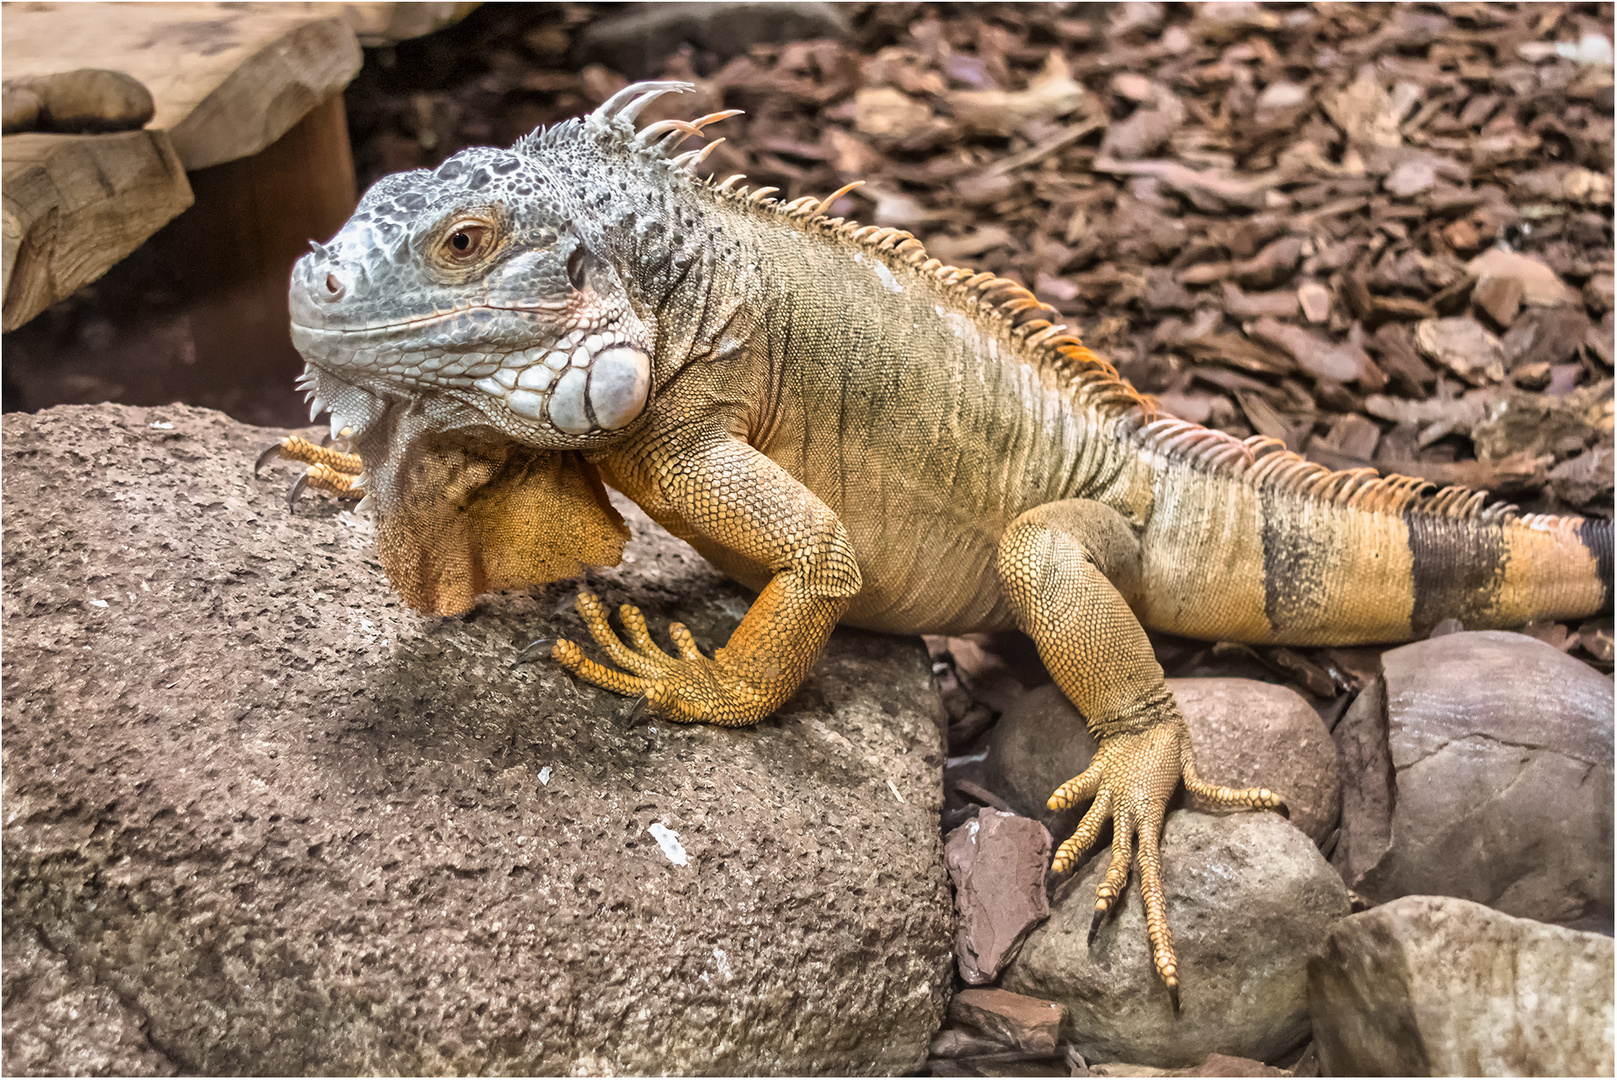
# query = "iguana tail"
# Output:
<box><xmin>1127</xmin><ymin>421</ymin><xmax>1611</xmax><ymax>646</ymax></box>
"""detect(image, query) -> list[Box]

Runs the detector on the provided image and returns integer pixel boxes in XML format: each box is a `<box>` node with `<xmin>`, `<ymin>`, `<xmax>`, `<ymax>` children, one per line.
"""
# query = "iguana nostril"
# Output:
<box><xmin>325</xmin><ymin>273</ymin><xmax>344</xmax><ymax>296</ymax></box>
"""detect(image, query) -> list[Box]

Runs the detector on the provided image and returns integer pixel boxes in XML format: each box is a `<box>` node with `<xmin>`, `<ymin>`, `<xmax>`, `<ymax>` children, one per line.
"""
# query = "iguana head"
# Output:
<box><xmin>284</xmin><ymin>81</ymin><xmax>721</xmax><ymax>615</ymax></box>
<box><xmin>287</xmin><ymin>90</ymin><xmax>700</xmax><ymax>450</ymax></box>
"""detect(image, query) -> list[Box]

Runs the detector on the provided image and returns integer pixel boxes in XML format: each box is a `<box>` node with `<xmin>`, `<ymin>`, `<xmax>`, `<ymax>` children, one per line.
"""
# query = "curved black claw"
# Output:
<box><xmin>254</xmin><ymin>442</ymin><xmax>285</xmax><ymax>478</ymax></box>
<box><xmin>513</xmin><ymin>638</ymin><xmax>552</xmax><ymax>666</ymax></box>
<box><xmin>1088</xmin><ymin>905</ymin><xmax>1108</xmax><ymax>947</ymax></box>
<box><xmin>623</xmin><ymin>693</ymin><xmax>650</xmax><ymax>728</ymax></box>
<box><xmin>286</xmin><ymin>473</ymin><xmax>310</xmax><ymax>514</ymax></box>
<box><xmin>1168</xmin><ymin>982</ymin><xmax>1181</xmax><ymax>1013</ymax></box>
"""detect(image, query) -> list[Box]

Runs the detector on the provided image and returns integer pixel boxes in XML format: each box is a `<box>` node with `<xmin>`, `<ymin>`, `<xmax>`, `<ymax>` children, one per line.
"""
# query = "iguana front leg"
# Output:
<box><xmin>997</xmin><ymin>499</ymin><xmax>1286</xmax><ymax>1004</ymax></box>
<box><xmin>256</xmin><ymin>435</ymin><xmax>365</xmax><ymax>508</ymax></box>
<box><xmin>555</xmin><ymin>435</ymin><xmax>862</xmax><ymax>726</ymax></box>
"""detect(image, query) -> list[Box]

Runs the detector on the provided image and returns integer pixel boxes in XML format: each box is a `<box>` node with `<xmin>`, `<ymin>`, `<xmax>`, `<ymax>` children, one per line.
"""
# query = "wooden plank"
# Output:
<box><xmin>1</xmin><ymin>130</ymin><xmax>193</xmax><ymax>332</ymax></box>
<box><xmin>0</xmin><ymin>2</ymin><xmax>476</xmax><ymax>333</ymax></box>
<box><xmin>1</xmin><ymin>3</ymin><xmax>362</xmax><ymax>169</ymax></box>
<box><xmin>340</xmin><ymin>2</ymin><xmax>481</xmax><ymax>47</ymax></box>
<box><xmin>123</xmin><ymin>92</ymin><xmax>355</xmax><ymax>418</ymax></box>
<box><xmin>1</xmin><ymin>94</ymin><xmax>357</xmax><ymax>421</ymax></box>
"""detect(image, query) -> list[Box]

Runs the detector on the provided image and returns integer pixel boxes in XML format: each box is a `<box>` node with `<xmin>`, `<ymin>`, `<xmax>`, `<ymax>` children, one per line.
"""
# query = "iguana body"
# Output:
<box><xmin>282</xmin><ymin>82</ymin><xmax>1612</xmax><ymax>999</ymax></box>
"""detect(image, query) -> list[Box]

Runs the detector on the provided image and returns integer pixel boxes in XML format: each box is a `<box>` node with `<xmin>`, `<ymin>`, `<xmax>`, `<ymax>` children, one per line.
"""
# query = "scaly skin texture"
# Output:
<box><xmin>280</xmin><ymin>81</ymin><xmax>1614</xmax><ymax>999</ymax></box>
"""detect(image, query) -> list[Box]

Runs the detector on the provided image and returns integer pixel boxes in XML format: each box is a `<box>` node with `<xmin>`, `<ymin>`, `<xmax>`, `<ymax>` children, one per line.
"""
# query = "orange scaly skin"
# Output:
<box><xmin>279</xmin><ymin>82</ymin><xmax>1613</xmax><ymax>1000</ymax></box>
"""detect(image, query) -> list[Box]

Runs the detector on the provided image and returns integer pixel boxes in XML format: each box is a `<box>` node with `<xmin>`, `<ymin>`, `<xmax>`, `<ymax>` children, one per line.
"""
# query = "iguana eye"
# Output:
<box><xmin>436</xmin><ymin>222</ymin><xmax>492</xmax><ymax>266</ymax></box>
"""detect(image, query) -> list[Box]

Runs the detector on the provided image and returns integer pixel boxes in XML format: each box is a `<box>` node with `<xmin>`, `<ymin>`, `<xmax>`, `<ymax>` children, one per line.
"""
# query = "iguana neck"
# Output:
<box><xmin>584</xmin><ymin>167</ymin><xmax>1153</xmax><ymax>535</ymax></box>
<box><xmin>580</xmin><ymin>171</ymin><xmax>771</xmax><ymax>401</ymax></box>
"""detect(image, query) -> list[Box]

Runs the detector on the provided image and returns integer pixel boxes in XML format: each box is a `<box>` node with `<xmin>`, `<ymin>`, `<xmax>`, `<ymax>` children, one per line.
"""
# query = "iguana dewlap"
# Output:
<box><xmin>281</xmin><ymin>81</ymin><xmax>1613</xmax><ymax>1001</ymax></box>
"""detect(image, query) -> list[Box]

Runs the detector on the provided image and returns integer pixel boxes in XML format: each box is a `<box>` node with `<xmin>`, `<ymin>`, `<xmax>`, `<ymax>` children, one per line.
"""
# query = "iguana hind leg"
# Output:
<box><xmin>997</xmin><ymin>499</ymin><xmax>1285</xmax><ymax>1001</ymax></box>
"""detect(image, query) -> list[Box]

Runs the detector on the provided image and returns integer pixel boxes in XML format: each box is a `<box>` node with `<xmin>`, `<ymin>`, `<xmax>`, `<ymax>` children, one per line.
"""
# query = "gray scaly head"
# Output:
<box><xmin>279</xmin><ymin>81</ymin><xmax>741</xmax><ymax>616</ymax></box>
<box><xmin>288</xmin><ymin>79</ymin><xmax>730</xmax><ymax>451</ymax></box>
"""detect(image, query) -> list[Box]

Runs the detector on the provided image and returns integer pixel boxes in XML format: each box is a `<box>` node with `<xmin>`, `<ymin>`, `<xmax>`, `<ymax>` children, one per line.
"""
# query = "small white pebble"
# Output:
<box><xmin>88</xmin><ymin>599</ymin><xmax>108</xmax><ymax>608</ymax></box>
<box><xmin>647</xmin><ymin>821</ymin><xmax>688</xmax><ymax>866</ymax></box>
<box><xmin>538</xmin><ymin>766</ymin><xmax>551</xmax><ymax>786</ymax></box>
<box><xmin>148</xmin><ymin>421</ymin><xmax>173</xmax><ymax>429</ymax></box>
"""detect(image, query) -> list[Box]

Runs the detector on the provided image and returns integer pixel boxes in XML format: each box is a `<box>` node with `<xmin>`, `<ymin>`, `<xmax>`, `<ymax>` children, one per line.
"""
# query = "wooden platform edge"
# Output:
<box><xmin>169</xmin><ymin>15</ymin><xmax>364</xmax><ymax>172</ymax></box>
<box><xmin>2</xmin><ymin>130</ymin><xmax>194</xmax><ymax>333</ymax></box>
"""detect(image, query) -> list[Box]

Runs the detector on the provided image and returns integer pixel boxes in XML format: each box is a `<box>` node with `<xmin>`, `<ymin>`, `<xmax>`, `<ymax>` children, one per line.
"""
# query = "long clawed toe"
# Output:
<box><xmin>552</xmin><ymin>591</ymin><xmax>704</xmax><ymax>706</ymax></box>
<box><xmin>256</xmin><ymin>434</ymin><xmax>366</xmax><ymax>512</ymax></box>
<box><xmin>1048</xmin><ymin>733</ymin><xmax>1287</xmax><ymax>1006</ymax></box>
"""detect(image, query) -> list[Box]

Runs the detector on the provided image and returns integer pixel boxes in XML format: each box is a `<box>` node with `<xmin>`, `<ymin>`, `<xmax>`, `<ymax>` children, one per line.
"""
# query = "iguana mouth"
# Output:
<box><xmin>288</xmin><ymin>300</ymin><xmax>571</xmax><ymax>336</ymax></box>
<box><xmin>293</xmin><ymin>330</ymin><xmax>652</xmax><ymax>441</ymax></box>
<box><xmin>294</xmin><ymin>361</ymin><xmax>394</xmax><ymax>442</ymax></box>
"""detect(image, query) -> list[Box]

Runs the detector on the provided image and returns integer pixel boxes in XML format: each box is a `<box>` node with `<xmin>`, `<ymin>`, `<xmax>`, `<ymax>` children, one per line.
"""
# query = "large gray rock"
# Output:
<box><xmin>1</xmin><ymin>404</ymin><xmax>954</xmax><ymax>1075</ymax></box>
<box><xmin>1332</xmin><ymin>631</ymin><xmax>1613</xmax><ymax>930</ymax></box>
<box><xmin>1310</xmin><ymin>895</ymin><xmax>1615</xmax><ymax>1076</ymax></box>
<box><xmin>1</xmin><ymin>923</ymin><xmax>177</xmax><ymax>1076</ymax></box>
<box><xmin>1002</xmin><ymin>811</ymin><xmax>1349</xmax><ymax>1068</ymax></box>
<box><xmin>986</xmin><ymin>679</ymin><xmax>1341</xmax><ymax>845</ymax></box>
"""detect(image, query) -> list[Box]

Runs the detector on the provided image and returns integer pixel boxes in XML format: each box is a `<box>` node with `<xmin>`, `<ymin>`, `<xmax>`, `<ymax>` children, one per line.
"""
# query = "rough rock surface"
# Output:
<box><xmin>1310</xmin><ymin>895</ymin><xmax>1615</xmax><ymax>1077</ymax></box>
<box><xmin>1332</xmin><ymin>631</ymin><xmax>1613</xmax><ymax>931</ymax></box>
<box><xmin>1</xmin><ymin>922</ymin><xmax>178</xmax><ymax>1076</ymax></box>
<box><xmin>986</xmin><ymin>679</ymin><xmax>1341</xmax><ymax>845</ymax></box>
<box><xmin>1003</xmin><ymin>811</ymin><xmax>1349</xmax><ymax>1068</ymax></box>
<box><xmin>943</xmin><ymin>808</ymin><xmax>1051</xmax><ymax>984</ymax></box>
<box><xmin>0</xmin><ymin>404</ymin><xmax>954</xmax><ymax>1075</ymax></box>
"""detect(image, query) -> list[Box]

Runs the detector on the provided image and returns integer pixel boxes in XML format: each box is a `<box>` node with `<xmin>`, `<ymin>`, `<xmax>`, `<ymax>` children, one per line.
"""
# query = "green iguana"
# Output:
<box><xmin>273</xmin><ymin>82</ymin><xmax>1613</xmax><ymax>1001</ymax></box>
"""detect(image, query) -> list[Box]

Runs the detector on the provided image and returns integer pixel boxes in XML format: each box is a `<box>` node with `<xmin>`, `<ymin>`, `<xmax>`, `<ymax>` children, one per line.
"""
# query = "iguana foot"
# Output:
<box><xmin>551</xmin><ymin>591</ymin><xmax>765</xmax><ymax>727</ymax></box>
<box><xmin>256</xmin><ymin>435</ymin><xmax>365</xmax><ymax>511</ymax></box>
<box><xmin>1048</xmin><ymin>719</ymin><xmax>1285</xmax><ymax>1000</ymax></box>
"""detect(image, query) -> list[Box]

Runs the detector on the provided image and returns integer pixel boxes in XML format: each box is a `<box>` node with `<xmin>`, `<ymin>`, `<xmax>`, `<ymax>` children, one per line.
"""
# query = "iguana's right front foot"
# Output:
<box><xmin>552</xmin><ymin>591</ymin><xmax>789</xmax><ymax>727</ymax></box>
<box><xmin>556</xmin><ymin>585</ymin><xmax>840</xmax><ymax>730</ymax></box>
<box><xmin>256</xmin><ymin>435</ymin><xmax>365</xmax><ymax>510</ymax></box>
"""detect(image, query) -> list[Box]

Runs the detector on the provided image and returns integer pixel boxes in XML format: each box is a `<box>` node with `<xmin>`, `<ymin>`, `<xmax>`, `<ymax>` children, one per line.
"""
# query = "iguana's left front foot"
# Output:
<box><xmin>552</xmin><ymin>589</ymin><xmax>820</xmax><ymax>727</ymax></box>
<box><xmin>256</xmin><ymin>435</ymin><xmax>365</xmax><ymax>510</ymax></box>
